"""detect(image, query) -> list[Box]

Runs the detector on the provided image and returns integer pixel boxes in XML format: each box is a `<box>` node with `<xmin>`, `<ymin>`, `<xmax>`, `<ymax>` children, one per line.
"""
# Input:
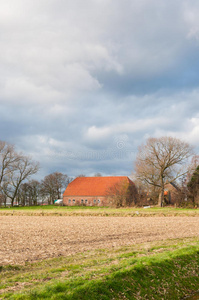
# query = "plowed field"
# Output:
<box><xmin>1</xmin><ymin>216</ymin><xmax>199</xmax><ymax>265</ymax></box>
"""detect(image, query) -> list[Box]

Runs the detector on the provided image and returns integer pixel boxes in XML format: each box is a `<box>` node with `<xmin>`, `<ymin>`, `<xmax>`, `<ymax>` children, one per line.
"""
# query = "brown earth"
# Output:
<box><xmin>0</xmin><ymin>216</ymin><xmax>199</xmax><ymax>265</ymax></box>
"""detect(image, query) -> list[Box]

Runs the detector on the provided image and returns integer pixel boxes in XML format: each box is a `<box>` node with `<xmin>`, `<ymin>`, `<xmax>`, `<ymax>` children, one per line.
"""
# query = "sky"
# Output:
<box><xmin>1</xmin><ymin>0</ymin><xmax>199</xmax><ymax>179</ymax></box>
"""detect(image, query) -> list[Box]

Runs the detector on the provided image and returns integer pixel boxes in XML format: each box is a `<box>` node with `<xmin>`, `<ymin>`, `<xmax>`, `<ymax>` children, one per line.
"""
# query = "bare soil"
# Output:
<box><xmin>0</xmin><ymin>216</ymin><xmax>199</xmax><ymax>265</ymax></box>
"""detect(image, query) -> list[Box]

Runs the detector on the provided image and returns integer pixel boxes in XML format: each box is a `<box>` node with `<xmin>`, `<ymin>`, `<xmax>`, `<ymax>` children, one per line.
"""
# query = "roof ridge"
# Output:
<box><xmin>63</xmin><ymin>176</ymin><xmax>134</xmax><ymax>197</ymax></box>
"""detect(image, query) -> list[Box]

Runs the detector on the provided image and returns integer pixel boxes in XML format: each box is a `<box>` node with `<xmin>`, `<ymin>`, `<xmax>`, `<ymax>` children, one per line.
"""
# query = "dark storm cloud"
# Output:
<box><xmin>1</xmin><ymin>0</ymin><xmax>199</xmax><ymax>177</ymax></box>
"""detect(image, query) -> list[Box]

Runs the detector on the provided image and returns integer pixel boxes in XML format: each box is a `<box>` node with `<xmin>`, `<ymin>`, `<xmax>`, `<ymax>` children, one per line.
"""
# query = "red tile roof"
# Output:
<box><xmin>63</xmin><ymin>176</ymin><xmax>134</xmax><ymax>197</ymax></box>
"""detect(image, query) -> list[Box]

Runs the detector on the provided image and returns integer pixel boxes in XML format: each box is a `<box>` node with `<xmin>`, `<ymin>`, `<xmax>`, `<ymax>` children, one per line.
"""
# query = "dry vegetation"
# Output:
<box><xmin>0</xmin><ymin>215</ymin><xmax>199</xmax><ymax>265</ymax></box>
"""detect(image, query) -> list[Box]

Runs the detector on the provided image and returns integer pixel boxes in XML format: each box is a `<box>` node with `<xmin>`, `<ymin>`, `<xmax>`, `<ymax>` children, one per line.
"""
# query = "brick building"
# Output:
<box><xmin>63</xmin><ymin>176</ymin><xmax>135</xmax><ymax>206</ymax></box>
<box><xmin>159</xmin><ymin>182</ymin><xmax>179</xmax><ymax>205</ymax></box>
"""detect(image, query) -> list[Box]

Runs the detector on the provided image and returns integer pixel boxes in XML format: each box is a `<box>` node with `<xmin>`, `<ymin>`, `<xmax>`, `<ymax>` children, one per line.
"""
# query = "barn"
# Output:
<box><xmin>63</xmin><ymin>176</ymin><xmax>136</xmax><ymax>206</ymax></box>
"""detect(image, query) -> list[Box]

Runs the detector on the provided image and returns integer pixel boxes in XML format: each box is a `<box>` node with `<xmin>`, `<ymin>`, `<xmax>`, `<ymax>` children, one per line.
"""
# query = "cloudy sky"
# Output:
<box><xmin>1</xmin><ymin>0</ymin><xmax>199</xmax><ymax>179</ymax></box>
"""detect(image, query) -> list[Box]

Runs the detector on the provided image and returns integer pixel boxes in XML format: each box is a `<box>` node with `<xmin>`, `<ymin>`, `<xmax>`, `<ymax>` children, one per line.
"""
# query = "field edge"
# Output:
<box><xmin>1</xmin><ymin>238</ymin><xmax>199</xmax><ymax>300</ymax></box>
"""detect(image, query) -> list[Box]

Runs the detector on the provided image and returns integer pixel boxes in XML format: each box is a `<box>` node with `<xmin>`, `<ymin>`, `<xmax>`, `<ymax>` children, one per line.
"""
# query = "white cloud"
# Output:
<box><xmin>0</xmin><ymin>0</ymin><xmax>194</xmax><ymax>106</ymax></box>
<box><xmin>1</xmin><ymin>0</ymin><xmax>199</xmax><ymax>177</ymax></box>
<box><xmin>182</xmin><ymin>118</ymin><xmax>199</xmax><ymax>145</ymax></box>
<box><xmin>183</xmin><ymin>1</ymin><xmax>199</xmax><ymax>40</ymax></box>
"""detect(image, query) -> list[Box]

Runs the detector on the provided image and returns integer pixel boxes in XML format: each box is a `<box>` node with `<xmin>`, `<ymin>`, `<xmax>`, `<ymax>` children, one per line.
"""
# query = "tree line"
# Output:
<box><xmin>0</xmin><ymin>141</ymin><xmax>70</xmax><ymax>207</ymax></box>
<box><xmin>16</xmin><ymin>172</ymin><xmax>71</xmax><ymax>207</ymax></box>
<box><xmin>1</xmin><ymin>137</ymin><xmax>199</xmax><ymax>208</ymax></box>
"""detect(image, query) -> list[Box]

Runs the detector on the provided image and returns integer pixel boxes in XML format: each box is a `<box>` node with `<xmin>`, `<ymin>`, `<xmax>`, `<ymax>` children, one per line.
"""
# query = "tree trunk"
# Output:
<box><xmin>159</xmin><ymin>178</ymin><xmax>164</xmax><ymax>207</ymax></box>
<box><xmin>3</xmin><ymin>195</ymin><xmax>7</xmax><ymax>207</ymax></box>
<box><xmin>11</xmin><ymin>197</ymin><xmax>14</xmax><ymax>207</ymax></box>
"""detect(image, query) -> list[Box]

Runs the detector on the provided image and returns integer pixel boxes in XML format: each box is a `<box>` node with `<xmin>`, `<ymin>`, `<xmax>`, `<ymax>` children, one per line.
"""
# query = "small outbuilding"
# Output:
<box><xmin>159</xmin><ymin>182</ymin><xmax>180</xmax><ymax>205</ymax></box>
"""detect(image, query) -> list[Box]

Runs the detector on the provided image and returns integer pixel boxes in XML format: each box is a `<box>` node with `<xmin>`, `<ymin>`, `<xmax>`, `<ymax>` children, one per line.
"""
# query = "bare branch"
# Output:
<box><xmin>134</xmin><ymin>136</ymin><xmax>193</xmax><ymax>206</ymax></box>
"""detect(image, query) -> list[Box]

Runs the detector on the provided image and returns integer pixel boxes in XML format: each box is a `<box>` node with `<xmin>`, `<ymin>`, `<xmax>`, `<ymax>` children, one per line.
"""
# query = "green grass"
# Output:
<box><xmin>0</xmin><ymin>205</ymin><xmax>199</xmax><ymax>217</ymax></box>
<box><xmin>0</xmin><ymin>205</ymin><xmax>105</xmax><ymax>210</ymax></box>
<box><xmin>0</xmin><ymin>237</ymin><xmax>198</xmax><ymax>299</ymax></box>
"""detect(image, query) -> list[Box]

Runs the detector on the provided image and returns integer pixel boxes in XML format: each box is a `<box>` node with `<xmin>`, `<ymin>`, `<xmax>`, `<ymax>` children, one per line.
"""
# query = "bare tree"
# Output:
<box><xmin>94</xmin><ymin>173</ymin><xmax>102</xmax><ymax>177</ymax></box>
<box><xmin>17</xmin><ymin>182</ymin><xmax>30</xmax><ymax>206</ymax></box>
<box><xmin>18</xmin><ymin>180</ymin><xmax>41</xmax><ymax>206</ymax></box>
<box><xmin>134</xmin><ymin>137</ymin><xmax>193</xmax><ymax>207</ymax></box>
<box><xmin>0</xmin><ymin>141</ymin><xmax>18</xmax><ymax>184</ymax></box>
<box><xmin>0</xmin><ymin>141</ymin><xmax>20</xmax><ymax>205</ymax></box>
<box><xmin>0</xmin><ymin>193</ymin><xmax>6</xmax><ymax>207</ymax></box>
<box><xmin>185</xmin><ymin>155</ymin><xmax>199</xmax><ymax>183</ymax></box>
<box><xmin>106</xmin><ymin>180</ymin><xmax>137</xmax><ymax>208</ymax></box>
<box><xmin>2</xmin><ymin>155</ymin><xmax>39</xmax><ymax>206</ymax></box>
<box><xmin>187</xmin><ymin>165</ymin><xmax>199</xmax><ymax>207</ymax></box>
<box><xmin>40</xmin><ymin>172</ymin><xmax>69</xmax><ymax>204</ymax></box>
<box><xmin>28</xmin><ymin>180</ymin><xmax>41</xmax><ymax>206</ymax></box>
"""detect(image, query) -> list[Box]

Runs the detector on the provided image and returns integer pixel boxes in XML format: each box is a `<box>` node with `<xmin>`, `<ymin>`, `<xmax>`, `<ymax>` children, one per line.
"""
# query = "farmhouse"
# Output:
<box><xmin>63</xmin><ymin>176</ymin><xmax>136</xmax><ymax>206</ymax></box>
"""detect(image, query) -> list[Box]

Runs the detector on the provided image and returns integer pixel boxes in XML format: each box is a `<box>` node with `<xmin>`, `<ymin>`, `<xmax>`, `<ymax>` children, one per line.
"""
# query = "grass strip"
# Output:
<box><xmin>0</xmin><ymin>238</ymin><xmax>198</xmax><ymax>300</ymax></box>
<box><xmin>0</xmin><ymin>206</ymin><xmax>199</xmax><ymax>217</ymax></box>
